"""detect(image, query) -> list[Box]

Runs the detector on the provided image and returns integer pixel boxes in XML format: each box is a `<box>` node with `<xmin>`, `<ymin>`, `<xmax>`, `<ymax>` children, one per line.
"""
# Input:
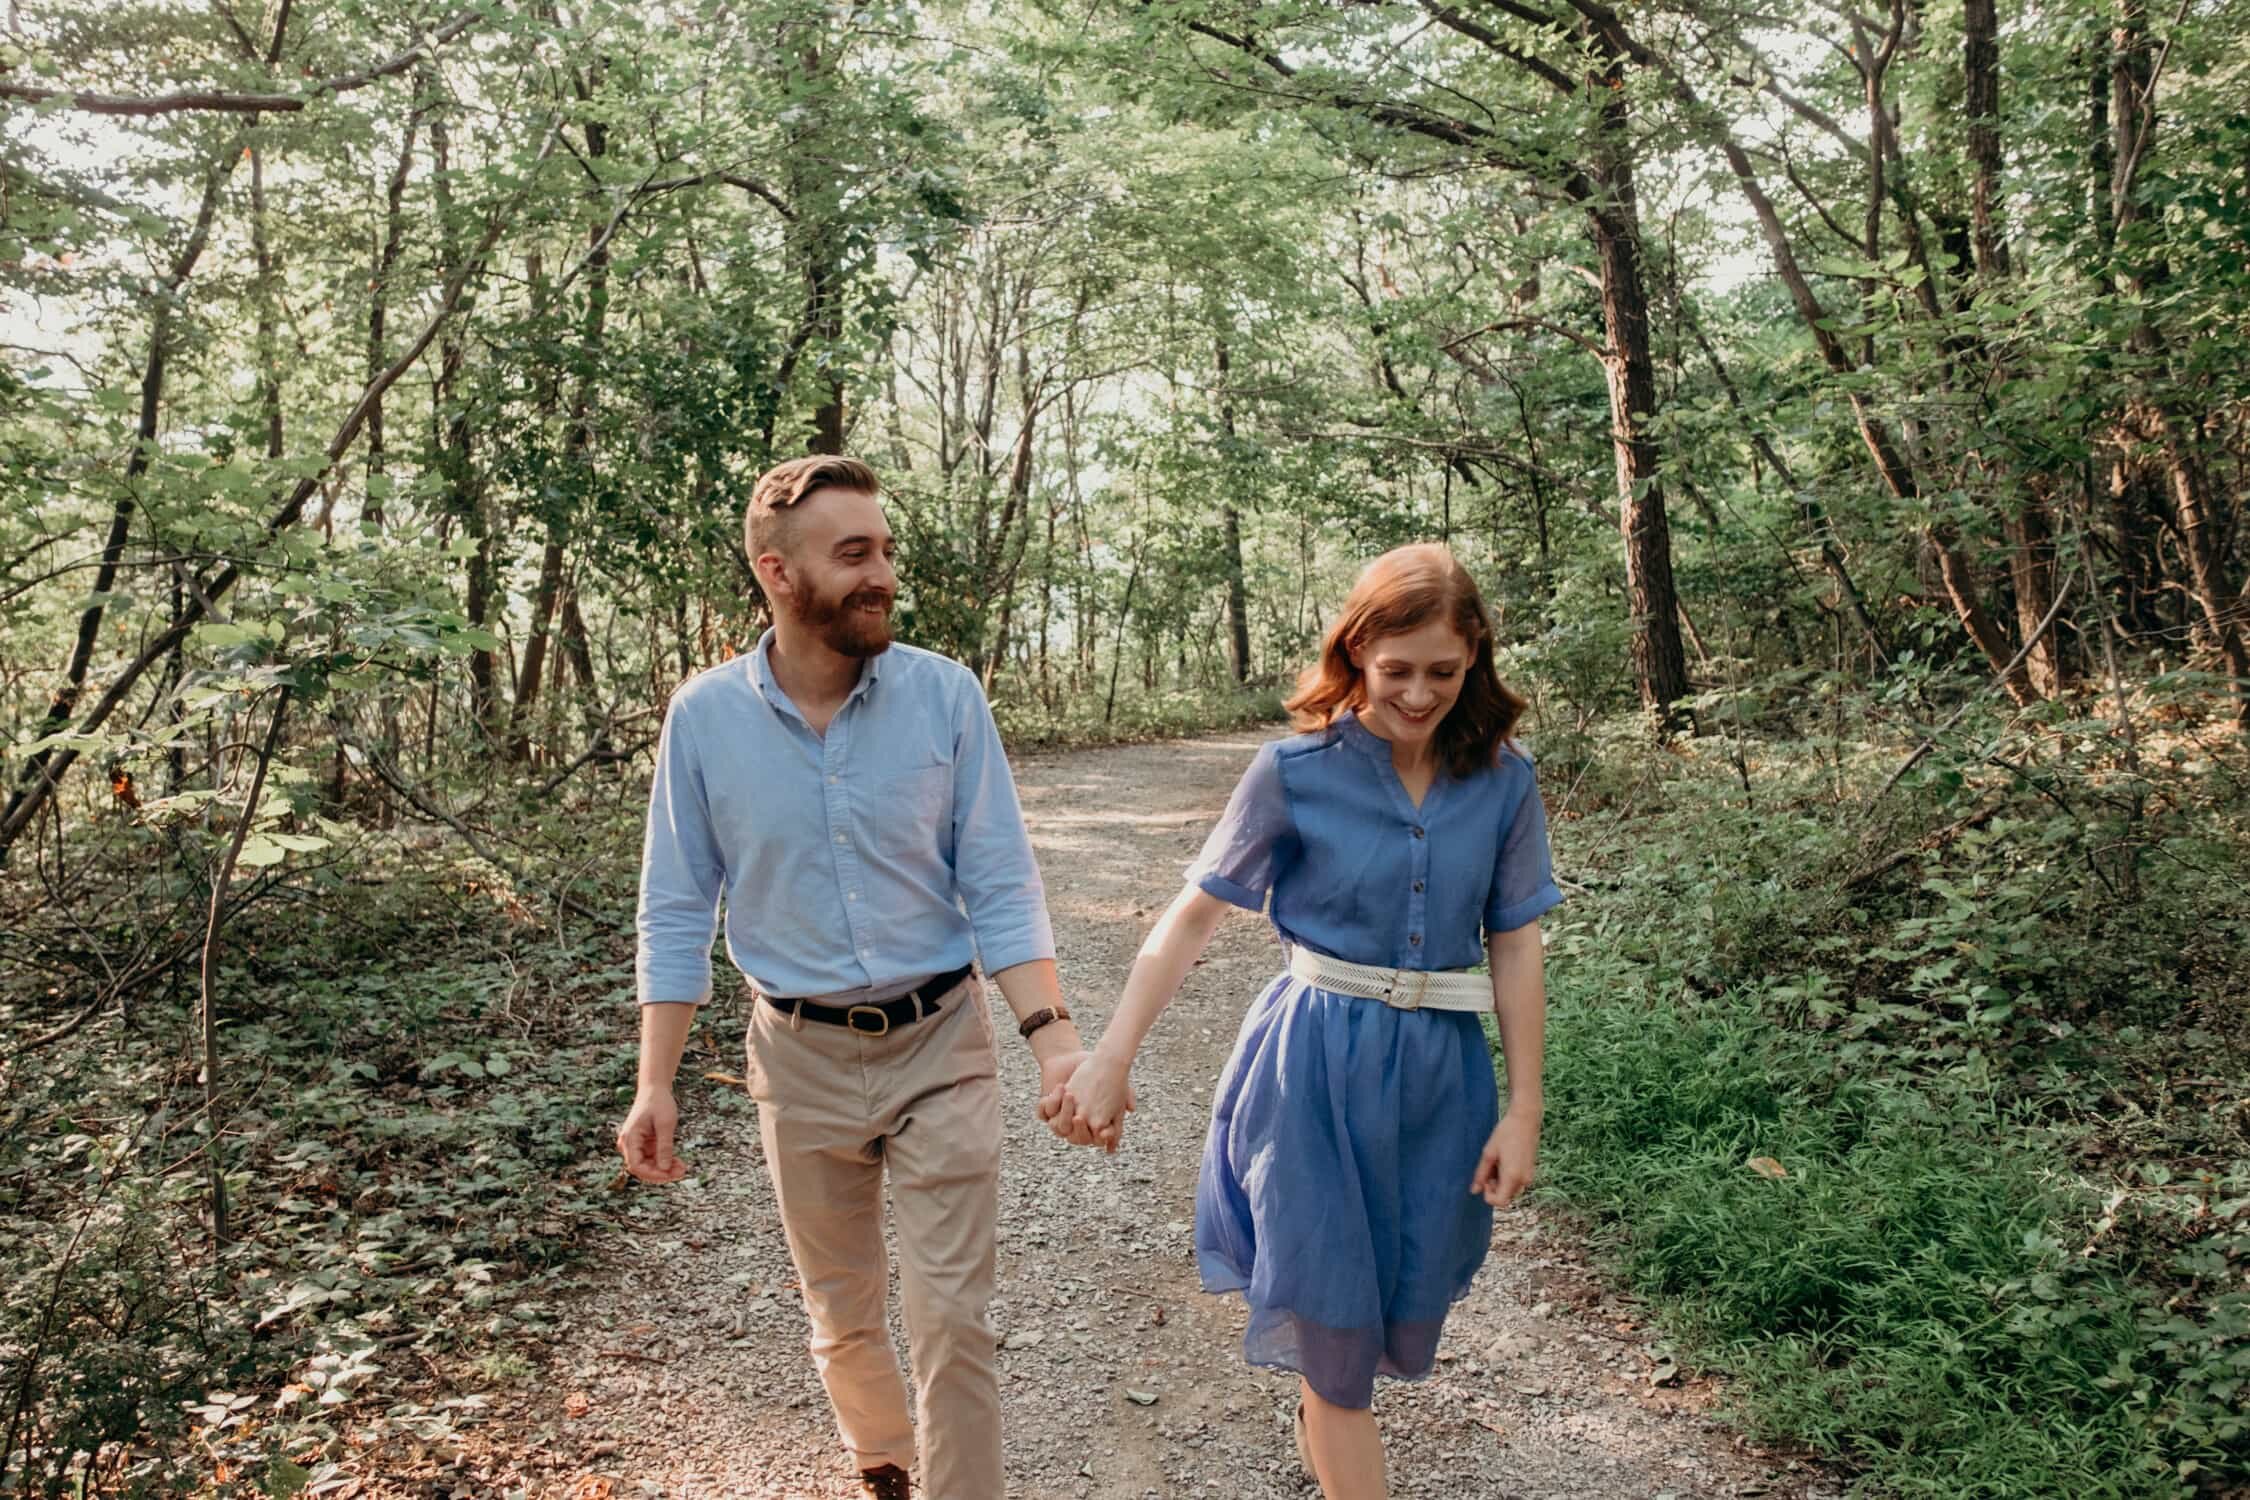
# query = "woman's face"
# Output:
<box><xmin>1351</xmin><ymin>619</ymin><xmax>1471</xmax><ymax>751</ymax></box>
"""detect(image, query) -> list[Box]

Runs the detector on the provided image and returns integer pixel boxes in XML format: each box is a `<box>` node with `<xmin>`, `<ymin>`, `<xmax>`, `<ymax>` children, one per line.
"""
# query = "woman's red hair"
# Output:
<box><xmin>1284</xmin><ymin>544</ymin><xmax>1526</xmax><ymax>781</ymax></box>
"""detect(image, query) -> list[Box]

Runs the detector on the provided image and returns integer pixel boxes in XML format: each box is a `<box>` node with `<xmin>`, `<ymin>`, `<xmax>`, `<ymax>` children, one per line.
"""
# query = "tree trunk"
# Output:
<box><xmin>1577</xmin><ymin>92</ymin><xmax>1688</xmax><ymax>727</ymax></box>
<box><xmin>366</xmin><ymin>111</ymin><xmax>420</xmax><ymax>522</ymax></box>
<box><xmin>1963</xmin><ymin>0</ymin><xmax>2010</xmax><ymax>281</ymax></box>
<box><xmin>2007</xmin><ymin>496</ymin><xmax>2066</xmax><ymax>696</ymax></box>
<box><xmin>511</xmin><ymin>533</ymin><xmax>567</xmax><ymax>761</ymax></box>
<box><xmin>250</xmin><ymin>148</ymin><xmax>284</xmax><ymax>465</ymax></box>
<box><xmin>199</xmin><ymin>684</ymin><xmax>290</xmax><ymax>1248</ymax></box>
<box><xmin>427</xmin><ymin>85</ymin><xmax>501</xmax><ymax>747</ymax></box>
<box><xmin>1215</xmin><ymin>337</ymin><xmax>1252</xmax><ymax>685</ymax></box>
<box><xmin>2107</xmin><ymin>2</ymin><xmax>2249</xmax><ymax>718</ymax></box>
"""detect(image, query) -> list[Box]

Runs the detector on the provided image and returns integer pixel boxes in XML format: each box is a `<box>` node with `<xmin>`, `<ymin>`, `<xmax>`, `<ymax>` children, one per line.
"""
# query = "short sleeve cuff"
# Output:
<box><xmin>1485</xmin><ymin>881</ymin><xmax>1563</xmax><ymax>935</ymax></box>
<box><xmin>1196</xmin><ymin>870</ymin><xmax>1267</xmax><ymax>913</ymax></box>
<box><xmin>975</xmin><ymin>928</ymin><xmax>1057</xmax><ymax>978</ymax></box>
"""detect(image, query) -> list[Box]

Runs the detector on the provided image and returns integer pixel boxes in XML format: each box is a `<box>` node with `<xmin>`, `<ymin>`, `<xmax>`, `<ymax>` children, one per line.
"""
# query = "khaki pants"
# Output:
<box><xmin>744</xmin><ymin>976</ymin><xmax>1003</xmax><ymax>1499</ymax></box>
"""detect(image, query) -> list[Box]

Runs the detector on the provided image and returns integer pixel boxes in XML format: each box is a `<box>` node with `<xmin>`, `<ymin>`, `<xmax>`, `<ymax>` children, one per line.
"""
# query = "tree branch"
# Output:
<box><xmin>0</xmin><ymin>9</ymin><xmax>480</xmax><ymax>116</ymax></box>
<box><xmin>344</xmin><ymin>732</ymin><xmax>606</xmax><ymax>924</ymax></box>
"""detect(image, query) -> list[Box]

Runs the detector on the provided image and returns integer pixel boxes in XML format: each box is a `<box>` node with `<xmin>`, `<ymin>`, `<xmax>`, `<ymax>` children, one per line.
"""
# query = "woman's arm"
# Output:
<box><xmin>1052</xmin><ymin>883</ymin><xmax>1232</xmax><ymax>1148</ymax></box>
<box><xmin>1471</xmin><ymin>921</ymin><xmax>1547</xmax><ymax>1205</ymax></box>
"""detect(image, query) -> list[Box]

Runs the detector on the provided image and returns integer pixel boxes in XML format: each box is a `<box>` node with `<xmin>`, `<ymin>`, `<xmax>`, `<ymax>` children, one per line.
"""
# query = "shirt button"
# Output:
<box><xmin>834</xmin><ymin>833</ymin><xmax>847</xmax><ymax>845</ymax></box>
<box><xmin>1410</xmin><ymin>934</ymin><xmax>1423</xmax><ymax>946</ymax></box>
<box><xmin>1413</xmin><ymin>881</ymin><xmax>1425</xmax><ymax>893</ymax></box>
<box><xmin>848</xmin><ymin>892</ymin><xmax>860</xmax><ymax>901</ymax></box>
<box><xmin>827</xmin><ymin>775</ymin><xmax>839</xmax><ymax>785</ymax></box>
<box><xmin>1412</xmin><ymin>826</ymin><xmax>1425</xmax><ymax>839</ymax></box>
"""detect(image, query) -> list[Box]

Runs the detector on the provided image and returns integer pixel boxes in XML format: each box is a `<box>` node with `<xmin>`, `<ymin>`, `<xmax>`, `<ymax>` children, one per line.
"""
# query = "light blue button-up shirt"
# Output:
<box><xmin>634</xmin><ymin>631</ymin><xmax>1056</xmax><ymax>1005</ymax></box>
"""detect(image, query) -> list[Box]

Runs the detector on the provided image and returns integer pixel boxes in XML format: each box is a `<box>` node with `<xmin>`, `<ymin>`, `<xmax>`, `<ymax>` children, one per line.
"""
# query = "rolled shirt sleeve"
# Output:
<box><xmin>948</xmin><ymin>675</ymin><xmax>1056</xmax><ymax>975</ymax></box>
<box><xmin>1187</xmin><ymin>741</ymin><xmax>1296</xmax><ymax>911</ymax></box>
<box><xmin>1485</xmin><ymin>749</ymin><xmax>1564</xmax><ymax>935</ymax></box>
<box><xmin>635</xmin><ymin>699</ymin><xmax>726</xmax><ymax>1005</ymax></box>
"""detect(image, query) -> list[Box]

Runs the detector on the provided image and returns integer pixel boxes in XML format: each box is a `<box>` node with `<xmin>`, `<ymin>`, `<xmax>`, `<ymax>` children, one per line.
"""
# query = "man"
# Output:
<box><xmin>617</xmin><ymin>454</ymin><xmax>1092</xmax><ymax>1500</ymax></box>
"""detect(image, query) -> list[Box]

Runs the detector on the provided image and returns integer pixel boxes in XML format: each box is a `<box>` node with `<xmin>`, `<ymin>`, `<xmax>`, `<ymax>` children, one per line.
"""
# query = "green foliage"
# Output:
<box><xmin>0</xmin><ymin>817</ymin><xmax>663</xmax><ymax>1496</ymax></box>
<box><xmin>1530</xmin><ymin>686</ymin><xmax>2250</xmax><ymax>1496</ymax></box>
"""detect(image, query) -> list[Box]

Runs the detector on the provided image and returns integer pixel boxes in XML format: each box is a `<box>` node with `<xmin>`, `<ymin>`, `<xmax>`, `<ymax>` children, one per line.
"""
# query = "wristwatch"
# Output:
<box><xmin>1018</xmin><ymin>1004</ymin><xmax>1072</xmax><ymax>1039</ymax></box>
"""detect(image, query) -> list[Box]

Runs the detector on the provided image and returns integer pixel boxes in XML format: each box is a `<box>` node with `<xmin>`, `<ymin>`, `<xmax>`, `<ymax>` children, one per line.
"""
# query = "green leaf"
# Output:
<box><xmin>195</xmin><ymin>623</ymin><xmax>261</xmax><ymax>648</ymax></box>
<box><xmin>236</xmin><ymin>836</ymin><xmax>287</xmax><ymax>867</ymax></box>
<box><xmin>264</xmin><ymin>1457</ymin><xmax>312</xmax><ymax>1499</ymax></box>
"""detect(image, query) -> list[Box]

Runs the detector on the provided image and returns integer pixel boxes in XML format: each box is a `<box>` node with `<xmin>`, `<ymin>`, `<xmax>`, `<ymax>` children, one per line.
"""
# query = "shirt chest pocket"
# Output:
<box><xmin>864</xmin><ymin>753</ymin><xmax>954</xmax><ymax>859</ymax></box>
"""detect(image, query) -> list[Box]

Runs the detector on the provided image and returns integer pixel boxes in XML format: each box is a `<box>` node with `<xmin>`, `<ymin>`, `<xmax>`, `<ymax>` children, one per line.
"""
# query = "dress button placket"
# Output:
<box><xmin>1408</xmin><ymin>817</ymin><xmax>1430</xmax><ymax>965</ymax></box>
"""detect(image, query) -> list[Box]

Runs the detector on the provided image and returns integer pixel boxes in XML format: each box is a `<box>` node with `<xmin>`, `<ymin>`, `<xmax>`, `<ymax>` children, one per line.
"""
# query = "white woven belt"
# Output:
<box><xmin>1286</xmin><ymin>947</ymin><xmax>1491</xmax><ymax>1013</ymax></box>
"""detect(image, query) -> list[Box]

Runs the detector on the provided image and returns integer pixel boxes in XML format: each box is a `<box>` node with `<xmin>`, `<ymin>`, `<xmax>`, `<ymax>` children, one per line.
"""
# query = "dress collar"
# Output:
<box><xmin>1332</xmin><ymin>709</ymin><xmax>1391</xmax><ymax>761</ymax></box>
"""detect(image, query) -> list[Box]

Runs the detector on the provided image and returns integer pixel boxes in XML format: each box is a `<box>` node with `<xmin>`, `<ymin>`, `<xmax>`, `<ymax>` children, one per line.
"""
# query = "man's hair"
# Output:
<box><xmin>744</xmin><ymin>455</ymin><xmax>881</xmax><ymax>566</ymax></box>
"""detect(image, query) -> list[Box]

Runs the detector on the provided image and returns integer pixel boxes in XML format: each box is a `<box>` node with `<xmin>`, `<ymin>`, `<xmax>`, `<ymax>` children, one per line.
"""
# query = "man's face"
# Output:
<box><xmin>762</xmin><ymin>486</ymin><xmax>899</xmax><ymax>658</ymax></box>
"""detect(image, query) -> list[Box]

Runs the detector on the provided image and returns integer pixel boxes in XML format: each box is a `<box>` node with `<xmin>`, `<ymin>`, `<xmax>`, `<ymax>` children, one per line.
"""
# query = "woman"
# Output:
<box><xmin>1050</xmin><ymin>543</ymin><xmax>1560</xmax><ymax>1498</ymax></box>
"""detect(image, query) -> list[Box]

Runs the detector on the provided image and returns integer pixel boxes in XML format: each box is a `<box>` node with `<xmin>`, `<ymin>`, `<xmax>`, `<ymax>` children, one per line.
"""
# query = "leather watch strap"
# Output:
<box><xmin>1017</xmin><ymin>1003</ymin><xmax>1071</xmax><ymax>1039</ymax></box>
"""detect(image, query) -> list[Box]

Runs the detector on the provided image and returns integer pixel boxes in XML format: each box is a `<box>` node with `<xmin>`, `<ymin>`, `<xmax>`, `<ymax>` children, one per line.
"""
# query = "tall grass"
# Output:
<box><xmin>1541</xmin><ymin>981</ymin><xmax>2166</xmax><ymax>1497</ymax></box>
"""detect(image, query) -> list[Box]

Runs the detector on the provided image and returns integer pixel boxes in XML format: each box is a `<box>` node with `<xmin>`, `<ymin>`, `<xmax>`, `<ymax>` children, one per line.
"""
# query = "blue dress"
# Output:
<box><xmin>1188</xmin><ymin>712</ymin><xmax>1563</xmax><ymax>1409</ymax></box>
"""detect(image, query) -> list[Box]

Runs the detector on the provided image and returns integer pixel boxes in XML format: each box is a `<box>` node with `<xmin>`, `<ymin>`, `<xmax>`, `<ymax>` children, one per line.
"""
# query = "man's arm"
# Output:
<box><xmin>618</xmin><ymin>1001</ymin><xmax>697</xmax><ymax>1183</ymax></box>
<box><xmin>619</xmin><ymin>700</ymin><xmax>726</xmax><ymax>1184</ymax></box>
<box><xmin>944</xmin><ymin>678</ymin><xmax>1101</xmax><ymax>1141</ymax></box>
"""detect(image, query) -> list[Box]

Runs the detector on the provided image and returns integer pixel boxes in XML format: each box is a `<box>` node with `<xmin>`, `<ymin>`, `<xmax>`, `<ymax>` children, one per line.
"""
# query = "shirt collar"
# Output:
<box><xmin>747</xmin><ymin>628</ymin><xmax>886</xmax><ymax>716</ymax></box>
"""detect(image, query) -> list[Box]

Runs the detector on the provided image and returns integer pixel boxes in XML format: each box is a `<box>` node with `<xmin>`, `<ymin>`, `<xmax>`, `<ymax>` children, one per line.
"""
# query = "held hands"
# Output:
<box><xmin>1035</xmin><ymin>1048</ymin><xmax>1101</xmax><ymax>1148</ymax></box>
<box><xmin>1470</xmin><ymin>1107</ymin><xmax>1541</xmax><ymax>1208</ymax></box>
<box><xmin>617</xmin><ymin>1087</ymin><xmax>690</xmax><ymax>1185</ymax></box>
<box><xmin>1039</xmin><ymin>1050</ymin><xmax>1136</xmax><ymax>1153</ymax></box>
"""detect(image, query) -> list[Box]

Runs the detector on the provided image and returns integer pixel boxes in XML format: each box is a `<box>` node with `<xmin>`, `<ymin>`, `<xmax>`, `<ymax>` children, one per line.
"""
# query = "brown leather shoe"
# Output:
<box><xmin>859</xmin><ymin>1464</ymin><xmax>911</xmax><ymax>1500</ymax></box>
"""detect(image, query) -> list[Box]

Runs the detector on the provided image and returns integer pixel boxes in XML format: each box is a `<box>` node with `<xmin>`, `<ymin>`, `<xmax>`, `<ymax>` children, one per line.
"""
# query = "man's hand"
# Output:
<box><xmin>1056</xmin><ymin>1051</ymin><xmax>1135</xmax><ymax>1153</ymax></box>
<box><xmin>1036</xmin><ymin>1048</ymin><xmax>1105</xmax><ymax>1148</ymax></box>
<box><xmin>617</xmin><ymin>1087</ymin><xmax>690</xmax><ymax>1184</ymax></box>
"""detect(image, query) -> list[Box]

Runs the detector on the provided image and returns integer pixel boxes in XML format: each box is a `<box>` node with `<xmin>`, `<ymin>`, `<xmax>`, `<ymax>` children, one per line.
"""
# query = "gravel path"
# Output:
<box><xmin>417</xmin><ymin>730</ymin><xmax>1836</xmax><ymax>1500</ymax></box>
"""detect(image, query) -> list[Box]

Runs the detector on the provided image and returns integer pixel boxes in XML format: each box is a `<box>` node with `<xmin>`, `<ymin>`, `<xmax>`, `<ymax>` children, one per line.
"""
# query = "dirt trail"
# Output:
<box><xmin>414</xmin><ymin>730</ymin><xmax>1834</xmax><ymax>1500</ymax></box>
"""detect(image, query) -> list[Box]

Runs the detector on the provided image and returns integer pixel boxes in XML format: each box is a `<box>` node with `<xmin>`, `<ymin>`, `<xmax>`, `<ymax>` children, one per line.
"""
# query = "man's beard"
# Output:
<box><xmin>795</xmin><ymin>582</ymin><xmax>895</xmax><ymax>658</ymax></box>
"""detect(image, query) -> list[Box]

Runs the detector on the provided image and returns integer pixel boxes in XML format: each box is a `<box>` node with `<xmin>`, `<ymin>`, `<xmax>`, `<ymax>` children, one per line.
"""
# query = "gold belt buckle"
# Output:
<box><xmin>845</xmin><ymin>1004</ymin><xmax>891</xmax><ymax>1036</ymax></box>
<box><xmin>1393</xmin><ymin>970</ymin><xmax>1428</xmax><ymax>1011</ymax></box>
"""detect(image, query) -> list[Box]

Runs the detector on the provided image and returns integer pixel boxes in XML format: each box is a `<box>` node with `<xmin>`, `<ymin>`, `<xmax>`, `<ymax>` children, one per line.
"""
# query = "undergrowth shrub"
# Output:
<box><xmin>1530</xmin><ymin>678</ymin><xmax>2249</xmax><ymax>1497</ymax></box>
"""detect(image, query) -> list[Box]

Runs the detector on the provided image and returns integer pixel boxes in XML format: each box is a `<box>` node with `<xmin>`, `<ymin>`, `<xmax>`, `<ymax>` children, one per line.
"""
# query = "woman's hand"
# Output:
<box><xmin>1036</xmin><ymin>1048</ymin><xmax>1102</xmax><ymax>1147</ymax></box>
<box><xmin>1470</xmin><ymin>1107</ymin><xmax>1541</xmax><ymax>1207</ymax></box>
<box><xmin>1058</xmin><ymin>1051</ymin><xmax>1137</xmax><ymax>1153</ymax></box>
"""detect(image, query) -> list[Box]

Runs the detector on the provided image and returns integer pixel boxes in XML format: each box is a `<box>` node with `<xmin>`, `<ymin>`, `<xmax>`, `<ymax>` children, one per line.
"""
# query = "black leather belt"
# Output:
<box><xmin>762</xmin><ymin>963</ymin><xmax>975</xmax><ymax>1036</ymax></box>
